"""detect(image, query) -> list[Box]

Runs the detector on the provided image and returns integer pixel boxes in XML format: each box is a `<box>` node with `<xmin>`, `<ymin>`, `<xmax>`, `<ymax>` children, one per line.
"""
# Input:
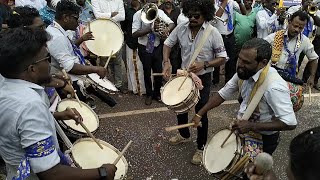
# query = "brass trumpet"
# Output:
<box><xmin>308</xmin><ymin>3</ymin><xmax>318</xmax><ymax>15</ymax></box>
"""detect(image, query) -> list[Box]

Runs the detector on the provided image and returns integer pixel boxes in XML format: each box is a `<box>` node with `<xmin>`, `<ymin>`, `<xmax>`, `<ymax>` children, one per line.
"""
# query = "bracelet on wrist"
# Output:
<box><xmin>195</xmin><ymin>114</ymin><xmax>202</xmax><ymax>118</ymax></box>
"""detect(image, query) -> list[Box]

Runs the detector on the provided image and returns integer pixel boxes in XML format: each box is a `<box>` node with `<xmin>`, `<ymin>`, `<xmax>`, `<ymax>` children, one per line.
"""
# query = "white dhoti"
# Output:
<box><xmin>126</xmin><ymin>45</ymin><xmax>146</xmax><ymax>95</ymax></box>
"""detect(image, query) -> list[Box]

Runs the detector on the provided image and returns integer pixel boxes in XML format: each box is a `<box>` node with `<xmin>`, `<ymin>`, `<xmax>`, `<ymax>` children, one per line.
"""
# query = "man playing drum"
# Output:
<box><xmin>162</xmin><ymin>0</ymin><xmax>227</xmax><ymax>165</ymax></box>
<box><xmin>0</xmin><ymin>27</ymin><xmax>117</xmax><ymax>180</ymax></box>
<box><xmin>46</xmin><ymin>0</ymin><xmax>107</xmax><ymax>102</ymax></box>
<box><xmin>192</xmin><ymin>38</ymin><xmax>297</xmax><ymax>156</ymax></box>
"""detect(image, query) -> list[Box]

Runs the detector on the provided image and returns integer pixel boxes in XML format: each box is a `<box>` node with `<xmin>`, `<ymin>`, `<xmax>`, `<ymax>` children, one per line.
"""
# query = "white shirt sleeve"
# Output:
<box><xmin>17</xmin><ymin>101</ymin><xmax>60</xmax><ymax>173</ymax></box>
<box><xmin>92</xmin><ymin>0</ymin><xmax>111</xmax><ymax>19</ymax></box>
<box><xmin>218</xmin><ymin>73</ymin><xmax>240</xmax><ymax>100</ymax></box>
<box><xmin>211</xmin><ymin>27</ymin><xmax>227</xmax><ymax>58</ymax></box>
<box><xmin>303</xmin><ymin>38</ymin><xmax>319</xmax><ymax>61</ymax></box>
<box><xmin>164</xmin><ymin>24</ymin><xmax>179</xmax><ymax>48</ymax></box>
<box><xmin>264</xmin><ymin>84</ymin><xmax>297</xmax><ymax>126</ymax></box>
<box><xmin>256</xmin><ymin>11</ymin><xmax>278</xmax><ymax>30</ymax></box>
<box><xmin>232</xmin><ymin>0</ymin><xmax>240</xmax><ymax>12</ymax></box>
<box><xmin>264</xmin><ymin>32</ymin><xmax>275</xmax><ymax>45</ymax></box>
<box><xmin>47</xmin><ymin>36</ymin><xmax>78</xmax><ymax>72</ymax></box>
<box><xmin>158</xmin><ymin>10</ymin><xmax>174</xmax><ymax>25</ymax></box>
<box><xmin>132</xmin><ymin>11</ymin><xmax>141</xmax><ymax>34</ymax></box>
<box><xmin>112</xmin><ymin>0</ymin><xmax>125</xmax><ymax>22</ymax></box>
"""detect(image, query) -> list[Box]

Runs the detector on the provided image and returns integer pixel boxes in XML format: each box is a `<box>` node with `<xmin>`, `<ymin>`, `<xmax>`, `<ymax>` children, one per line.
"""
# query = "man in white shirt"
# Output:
<box><xmin>0</xmin><ymin>27</ymin><xmax>116</xmax><ymax>180</ymax></box>
<box><xmin>15</xmin><ymin>0</ymin><xmax>47</xmax><ymax>10</ymax></box>
<box><xmin>264</xmin><ymin>11</ymin><xmax>319</xmax><ymax>87</ymax></box>
<box><xmin>213</xmin><ymin>0</ymin><xmax>240</xmax><ymax>84</ymax></box>
<box><xmin>163</xmin><ymin>0</ymin><xmax>227</xmax><ymax>165</ymax></box>
<box><xmin>92</xmin><ymin>0</ymin><xmax>127</xmax><ymax>92</ymax></box>
<box><xmin>132</xmin><ymin>0</ymin><xmax>175</xmax><ymax>105</ymax></box>
<box><xmin>256</xmin><ymin>0</ymin><xmax>281</xmax><ymax>38</ymax></box>
<box><xmin>46</xmin><ymin>0</ymin><xmax>107</xmax><ymax>101</ymax></box>
<box><xmin>192</xmin><ymin>38</ymin><xmax>297</xmax><ymax>155</ymax></box>
<box><xmin>286</xmin><ymin>0</ymin><xmax>320</xmax><ymax>88</ymax></box>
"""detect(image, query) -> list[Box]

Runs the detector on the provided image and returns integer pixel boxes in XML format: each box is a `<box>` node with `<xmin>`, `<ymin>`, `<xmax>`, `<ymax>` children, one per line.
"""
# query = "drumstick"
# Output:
<box><xmin>113</xmin><ymin>140</ymin><xmax>133</xmax><ymax>165</ymax></box>
<box><xmin>152</xmin><ymin>73</ymin><xmax>176</xmax><ymax>76</ymax></box>
<box><xmin>67</xmin><ymin>107</ymin><xmax>103</xmax><ymax>149</ymax></box>
<box><xmin>165</xmin><ymin>122</ymin><xmax>201</xmax><ymax>132</ymax></box>
<box><xmin>87</xmin><ymin>18</ymin><xmax>91</xmax><ymax>32</ymax></box>
<box><xmin>62</xmin><ymin>69</ymin><xmax>82</xmax><ymax>108</ymax></box>
<box><xmin>309</xmin><ymin>86</ymin><xmax>312</xmax><ymax>104</ymax></box>
<box><xmin>103</xmin><ymin>50</ymin><xmax>114</xmax><ymax>69</ymax></box>
<box><xmin>178</xmin><ymin>74</ymin><xmax>188</xmax><ymax>91</ymax></box>
<box><xmin>220</xmin><ymin>130</ymin><xmax>234</xmax><ymax>148</ymax></box>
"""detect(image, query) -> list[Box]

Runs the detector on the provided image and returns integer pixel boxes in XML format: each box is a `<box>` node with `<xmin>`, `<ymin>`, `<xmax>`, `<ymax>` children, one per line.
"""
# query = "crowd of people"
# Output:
<box><xmin>0</xmin><ymin>0</ymin><xmax>320</xmax><ymax>179</ymax></box>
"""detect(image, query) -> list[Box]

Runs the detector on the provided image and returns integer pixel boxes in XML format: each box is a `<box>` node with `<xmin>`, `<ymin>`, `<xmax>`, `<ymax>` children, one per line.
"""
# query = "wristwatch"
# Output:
<box><xmin>98</xmin><ymin>167</ymin><xmax>107</xmax><ymax>180</ymax></box>
<box><xmin>203</xmin><ymin>61</ymin><xmax>209</xmax><ymax>70</ymax></box>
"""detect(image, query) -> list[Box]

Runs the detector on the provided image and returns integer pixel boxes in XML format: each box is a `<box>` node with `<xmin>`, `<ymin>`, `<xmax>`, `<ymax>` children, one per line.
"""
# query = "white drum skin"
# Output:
<box><xmin>71</xmin><ymin>138</ymin><xmax>128</xmax><ymax>180</ymax></box>
<box><xmin>203</xmin><ymin>129</ymin><xmax>242</xmax><ymax>174</ymax></box>
<box><xmin>57</xmin><ymin>99</ymin><xmax>99</xmax><ymax>135</ymax></box>
<box><xmin>84</xmin><ymin>19</ymin><xmax>124</xmax><ymax>57</ymax></box>
<box><xmin>88</xmin><ymin>73</ymin><xmax>118</xmax><ymax>92</ymax></box>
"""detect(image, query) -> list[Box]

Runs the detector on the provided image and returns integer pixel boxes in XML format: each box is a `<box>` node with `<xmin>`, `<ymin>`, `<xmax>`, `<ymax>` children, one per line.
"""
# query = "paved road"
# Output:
<box><xmin>1</xmin><ymin>85</ymin><xmax>319</xmax><ymax>180</ymax></box>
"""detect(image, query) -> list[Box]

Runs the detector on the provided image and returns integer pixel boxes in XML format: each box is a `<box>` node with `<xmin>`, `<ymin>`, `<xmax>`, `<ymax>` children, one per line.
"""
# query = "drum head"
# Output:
<box><xmin>57</xmin><ymin>99</ymin><xmax>99</xmax><ymax>134</ymax></box>
<box><xmin>72</xmin><ymin>138</ymin><xmax>128</xmax><ymax>179</ymax></box>
<box><xmin>161</xmin><ymin>76</ymin><xmax>194</xmax><ymax>106</ymax></box>
<box><xmin>203</xmin><ymin>129</ymin><xmax>239</xmax><ymax>174</ymax></box>
<box><xmin>88</xmin><ymin>73</ymin><xmax>118</xmax><ymax>92</ymax></box>
<box><xmin>84</xmin><ymin>19</ymin><xmax>124</xmax><ymax>57</ymax></box>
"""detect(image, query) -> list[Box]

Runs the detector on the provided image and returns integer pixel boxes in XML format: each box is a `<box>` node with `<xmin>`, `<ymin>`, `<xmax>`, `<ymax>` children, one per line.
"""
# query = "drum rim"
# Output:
<box><xmin>71</xmin><ymin>138</ymin><xmax>128</xmax><ymax>179</ymax></box>
<box><xmin>57</xmin><ymin>99</ymin><xmax>100</xmax><ymax>134</ymax></box>
<box><xmin>83</xmin><ymin>18</ymin><xmax>124</xmax><ymax>57</ymax></box>
<box><xmin>203</xmin><ymin>127</ymin><xmax>242</xmax><ymax>174</ymax></box>
<box><xmin>161</xmin><ymin>76</ymin><xmax>196</xmax><ymax>106</ymax></box>
<box><xmin>87</xmin><ymin>73</ymin><xmax>119</xmax><ymax>92</ymax></box>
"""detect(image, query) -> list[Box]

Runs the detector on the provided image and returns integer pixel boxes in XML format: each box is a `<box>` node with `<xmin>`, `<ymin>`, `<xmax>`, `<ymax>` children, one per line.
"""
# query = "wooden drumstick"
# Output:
<box><xmin>104</xmin><ymin>50</ymin><xmax>114</xmax><ymax>69</ymax></box>
<box><xmin>62</xmin><ymin>69</ymin><xmax>82</xmax><ymax>108</ymax></box>
<box><xmin>87</xmin><ymin>18</ymin><xmax>91</xmax><ymax>32</ymax></box>
<box><xmin>113</xmin><ymin>140</ymin><xmax>133</xmax><ymax>165</ymax></box>
<box><xmin>67</xmin><ymin>107</ymin><xmax>103</xmax><ymax>149</ymax></box>
<box><xmin>165</xmin><ymin>122</ymin><xmax>201</xmax><ymax>132</ymax></box>
<box><xmin>220</xmin><ymin>130</ymin><xmax>234</xmax><ymax>148</ymax></box>
<box><xmin>309</xmin><ymin>86</ymin><xmax>312</xmax><ymax>104</ymax></box>
<box><xmin>152</xmin><ymin>73</ymin><xmax>176</xmax><ymax>76</ymax></box>
<box><xmin>178</xmin><ymin>74</ymin><xmax>189</xmax><ymax>91</ymax></box>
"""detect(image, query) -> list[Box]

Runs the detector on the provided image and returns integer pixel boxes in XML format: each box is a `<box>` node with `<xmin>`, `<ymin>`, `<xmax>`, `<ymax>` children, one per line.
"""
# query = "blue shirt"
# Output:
<box><xmin>39</xmin><ymin>5</ymin><xmax>56</xmax><ymax>25</ymax></box>
<box><xmin>79</xmin><ymin>2</ymin><xmax>95</xmax><ymax>24</ymax></box>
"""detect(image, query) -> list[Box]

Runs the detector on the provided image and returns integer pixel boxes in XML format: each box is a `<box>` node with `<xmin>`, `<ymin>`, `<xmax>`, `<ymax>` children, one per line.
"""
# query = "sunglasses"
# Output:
<box><xmin>187</xmin><ymin>14</ymin><xmax>201</xmax><ymax>19</ymax></box>
<box><xmin>33</xmin><ymin>54</ymin><xmax>51</xmax><ymax>64</ymax></box>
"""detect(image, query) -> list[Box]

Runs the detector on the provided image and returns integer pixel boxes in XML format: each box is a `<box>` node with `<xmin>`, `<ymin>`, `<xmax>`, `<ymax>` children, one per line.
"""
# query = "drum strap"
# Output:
<box><xmin>186</xmin><ymin>24</ymin><xmax>214</xmax><ymax>69</ymax></box>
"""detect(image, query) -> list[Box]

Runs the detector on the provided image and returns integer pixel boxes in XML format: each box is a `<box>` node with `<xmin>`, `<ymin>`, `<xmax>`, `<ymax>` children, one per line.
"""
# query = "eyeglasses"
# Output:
<box><xmin>187</xmin><ymin>14</ymin><xmax>201</xmax><ymax>20</ymax></box>
<box><xmin>33</xmin><ymin>54</ymin><xmax>51</xmax><ymax>64</ymax></box>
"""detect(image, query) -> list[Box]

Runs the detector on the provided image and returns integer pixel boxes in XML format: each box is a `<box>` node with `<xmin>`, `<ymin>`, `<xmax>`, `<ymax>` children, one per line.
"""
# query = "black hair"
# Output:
<box><xmin>289</xmin><ymin>127</ymin><xmax>320</xmax><ymax>180</ymax></box>
<box><xmin>55</xmin><ymin>0</ymin><xmax>81</xmax><ymax>20</ymax></box>
<box><xmin>289</xmin><ymin>10</ymin><xmax>309</xmax><ymax>22</ymax></box>
<box><xmin>0</xmin><ymin>27</ymin><xmax>50</xmax><ymax>78</ymax></box>
<box><xmin>241</xmin><ymin>38</ymin><xmax>272</xmax><ymax>62</ymax></box>
<box><xmin>7</xmin><ymin>6</ymin><xmax>40</xmax><ymax>28</ymax></box>
<box><xmin>182</xmin><ymin>0</ymin><xmax>215</xmax><ymax>22</ymax></box>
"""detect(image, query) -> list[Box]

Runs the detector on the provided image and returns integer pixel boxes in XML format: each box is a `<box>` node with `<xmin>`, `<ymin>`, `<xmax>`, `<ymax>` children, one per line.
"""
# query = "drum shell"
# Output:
<box><xmin>56</xmin><ymin>99</ymin><xmax>100</xmax><ymax>139</ymax></box>
<box><xmin>70</xmin><ymin>138</ymin><xmax>128</xmax><ymax>180</ymax></box>
<box><xmin>86</xmin><ymin>73</ymin><xmax>119</xmax><ymax>95</ymax></box>
<box><xmin>161</xmin><ymin>76</ymin><xmax>200</xmax><ymax>114</ymax></box>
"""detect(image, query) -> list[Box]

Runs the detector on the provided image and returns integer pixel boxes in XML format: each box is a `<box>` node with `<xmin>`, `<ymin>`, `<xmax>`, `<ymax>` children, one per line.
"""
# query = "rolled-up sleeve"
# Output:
<box><xmin>132</xmin><ymin>11</ymin><xmax>141</xmax><ymax>34</ymax></box>
<box><xmin>47</xmin><ymin>36</ymin><xmax>78</xmax><ymax>72</ymax></box>
<box><xmin>211</xmin><ymin>28</ymin><xmax>227</xmax><ymax>58</ymax></box>
<box><xmin>17</xmin><ymin>102</ymin><xmax>60</xmax><ymax>173</ymax></box>
<box><xmin>304</xmin><ymin>39</ymin><xmax>319</xmax><ymax>62</ymax></box>
<box><xmin>164</xmin><ymin>25</ymin><xmax>178</xmax><ymax>48</ymax></box>
<box><xmin>218</xmin><ymin>74</ymin><xmax>240</xmax><ymax>100</ymax></box>
<box><xmin>264</xmin><ymin>84</ymin><xmax>297</xmax><ymax>126</ymax></box>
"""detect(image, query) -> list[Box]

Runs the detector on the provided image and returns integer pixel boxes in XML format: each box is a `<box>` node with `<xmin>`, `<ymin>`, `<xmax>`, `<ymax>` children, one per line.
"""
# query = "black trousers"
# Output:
<box><xmin>177</xmin><ymin>73</ymin><xmax>211</xmax><ymax>150</ymax></box>
<box><xmin>170</xmin><ymin>44</ymin><xmax>182</xmax><ymax>74</ymax></box>
<box><xmin>138</xmin><ymin>44</ymin><xmax>163</xmax><ymax>97</ymax></box>
<box><xmin>262</xmin><ymin>132</ymin><xmax>280</xmax><ymax>155</ymax></box>
<box><xmin>300</xmin><ymin>36</ymin><xmax>320</xmax><ymax>83</ymax></box>
<box><xmin>212</xmin><ymin>32</ymin><xmax>236</xmax><ymax>84</ymax></box>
